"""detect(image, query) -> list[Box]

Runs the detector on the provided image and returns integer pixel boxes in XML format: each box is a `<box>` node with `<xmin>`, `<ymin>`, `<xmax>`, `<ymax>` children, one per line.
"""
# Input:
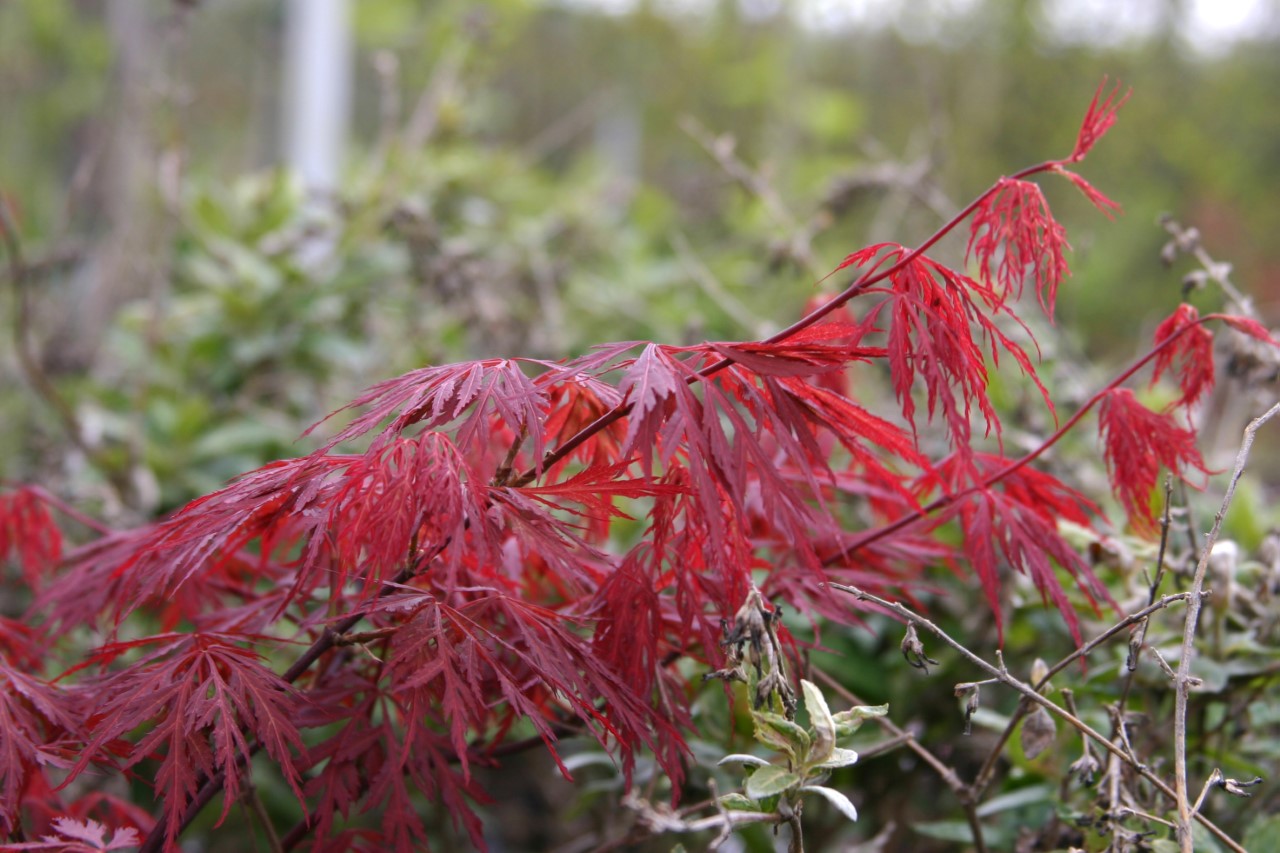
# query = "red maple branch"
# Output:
<box><xmin>824</xmin><ymin>313</ymin><xmax>1224</xmax><ymax>563</ymax></box>
<box><xmin>511</xmin><ymin>159</ymin><xmax>1069</xmax><ymax>487</ymax></box>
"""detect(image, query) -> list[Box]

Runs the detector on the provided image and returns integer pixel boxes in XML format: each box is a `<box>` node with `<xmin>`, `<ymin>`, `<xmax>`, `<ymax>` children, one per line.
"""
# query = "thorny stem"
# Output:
<box><xmin>1173</xmin><ymin>401</ymin><xmax>1280</xmax><ymax>852</ymax></box>
<box><xmin>829</xmin><ymin>583</ymin><xmax>1246</xmax><ymax>853</ymax></box>
<box><xmin>139</xmin><ymin>539</ymin><xmax>452</xmax><ymax>853</ymax></box>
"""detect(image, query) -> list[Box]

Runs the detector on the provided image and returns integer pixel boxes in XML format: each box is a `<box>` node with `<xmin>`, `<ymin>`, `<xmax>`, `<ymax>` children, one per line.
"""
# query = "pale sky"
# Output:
<box><xmin>568</xmin><ymin>0</ymin><xmax>1278</xmax><ymax>54</ymax></box>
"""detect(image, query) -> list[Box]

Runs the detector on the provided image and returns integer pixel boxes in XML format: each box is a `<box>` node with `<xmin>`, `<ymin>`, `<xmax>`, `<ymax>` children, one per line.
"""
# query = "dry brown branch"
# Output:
<box><xmin>829</xmin><ymin>583</ymin><xmax>1246</xmax><ymax>853</ymax></box>
<box><xmin>1172</xmin><ymin>400</ymin><xmax>1280</xmax><ymax>851</ymax></box>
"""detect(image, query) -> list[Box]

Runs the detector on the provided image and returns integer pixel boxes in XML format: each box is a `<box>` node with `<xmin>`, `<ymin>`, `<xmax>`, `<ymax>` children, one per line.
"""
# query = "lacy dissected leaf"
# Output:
<box><xmin>651</xmin><ymin>467</ymin><xmax>757</xmax><ymax>659</ymax></box>
<box><xmin>326</xmin><ymin>432</ymin><xmax>478</xmax><ymax>593</ymax></box>
<box><xmin>499</xmin><ymin>462</ymin><xmax>684</xmax><ymax>558</ymax></box>
<box><xmin>933</xmin><ymin>453</ymin><xmax>1106</xmax><ymax>643</ymax></box>
<box><xmin>370</xmin><ymin>590</ymin><xmax>685</xmax><ymax>792</ymax></box>
<box><xmin>707</xmin><ymin>327</ymin><xmax>885</xmax><ymax>379</ymax></box>
<box><xmin>844</xmin><ymin>244</ymin><xmax>1051</xmax><ymax>445</ymax></box>
<box><xmin>516</xmin><ymin>462</ymin><xmax>686</xmax><ymax>526</ymax></box>
<box><xmin>693</xmin><ymin>375</ymin><xmax>831</xmax><ymax>569</ymax></box>
<box><xmin>539</xmin><ymin>380</ymin><xmax>628</xmax><ymax>472</ymax></box>
<box><xmin>967</xmin><ymin>178</ymin><xmax>1070</xmax><ymax>318</ymax></box>
<box><xmin>615</xmin><ymin>343</ymin><xmax>690</xmax><ymax>472</ymax></box>
<box><xmin>1218</xmin><ymin>314</ymin><xmax>1277</xmax><ymax>343</ymax></box>
<box><xmin>35</xmin><ymin>528</ymin><xmax>152</xmax><ymax>635</ymax></box>
<box><xmin>120</xmin><ymin>455</ymin><xmax>348</xmax><ymax>606</ymax></box>
<box><xmin>1054</xmin><ymin>168</ymin><xmax>1122</xmax><ymax>217</ymax></box>
<box><xmin>0</xmin><ymin>658</ymin><xmax>80</xmax><ymax>835</ymax></box>
<box><xmin>1151</xmin><ymin>303</ymin><xmax>1215</xmax><ymax>410</ymax></box>
<box><xmin>0</xmin><ymin>487</ymin><xmax>63</xmax><ymax>592</ymax></box>
<box><xmin>612</xmin><ymin>347</ymin><xmax>764</xmax><ymax>583</ymax></box>
<box><xmin>590</xmin><ymin>558</ymin><xmax>666</xmax><ymax>706</ymax></box>
<box><xmin>0</xmin><ymin>616</ymin><xmax>45</xmax><ymax>672</ymax></box>
<box><xmin>2</xmin><ymin>817</ymin><xmax>141</xmax><ymax>852</ymax></box>
<box><xmin>1069</xmin><ymin>78</ymin><xmax>1131</xmax><ymax>163</ymax></box>
<box><xmin>536</xmin><ymin>340</ymin><xmax>646</xmax><ymax>388</ymax></box>
<box><xmin>20</xmin><ymin>791</ymin><xmax>155</xmax><ymax>845</ymax></box>
<box><xmin>480</xmin><ymin>487</ymin><xmax>613</xmax><ymax>597</ymax></box>
<box><xmin>301</xmin><ymin>696</ymin><xmax>487</xmax><ymax>853</ymax></box>
<box><xmin>67</xmin><ymin>633</ymin><xmax>306</xmax><ymax>850</ymax></box>
<box><xmin>765</xmin><ymin>375</ymin><xmax>925</xmax><ymax>475</ymax></box>
<box><xmin>63</xmin><ymin>434</ymin><xmax>482</xmax><ymax>624</ymax></box>
<box><xmin>1098</xmin><ymin>388</ymin><xmax>1211</xmax><ymax>535</ymax></box>
<box><xmin>589</xmin><ymin>551</ymin><xmax>695</xmax><ymax>770</ymax></box>
<box><xmin>310</xmin><ymin>358</ymin><xmax>548</xmax><ymax>462</ymax></box>
<box><xmin>34</xmin><ymin>525</ymin><xmax>281</xmax><ymax>637</ymax></box>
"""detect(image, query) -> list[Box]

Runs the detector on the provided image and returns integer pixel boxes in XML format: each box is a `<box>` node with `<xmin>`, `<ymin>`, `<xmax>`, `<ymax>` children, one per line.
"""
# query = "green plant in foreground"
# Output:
<box><xmin>718</xmin><ymin>681</ymin><xmax>887</xmax><ymax>823</ymax></box>
<box><xmin>708</xmin><ymin>587</ymin><xmax>886</xmax><ymax>846</ymax></box>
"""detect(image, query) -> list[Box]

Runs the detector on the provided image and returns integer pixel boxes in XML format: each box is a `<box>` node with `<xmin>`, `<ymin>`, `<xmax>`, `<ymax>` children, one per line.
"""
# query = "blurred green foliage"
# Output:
<box><xmin>3</xmin><ymin>1</ymin><xmax>1280</xmax><ymax>850</ymax></box>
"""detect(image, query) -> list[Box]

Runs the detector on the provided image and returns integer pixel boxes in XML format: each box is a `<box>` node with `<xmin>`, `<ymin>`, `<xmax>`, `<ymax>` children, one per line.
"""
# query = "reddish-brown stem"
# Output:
<box><xmin>26</xmin><ymin>485</ymin><xmax>115</xmax><ymax>536</ymax></box>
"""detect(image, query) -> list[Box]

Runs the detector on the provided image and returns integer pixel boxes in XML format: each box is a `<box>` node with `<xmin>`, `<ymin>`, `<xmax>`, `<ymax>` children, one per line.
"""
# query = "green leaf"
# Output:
<box><xmin>812</xmin><ymin>746</ymin><xmax>859</xmax><ymax>770</ymax></box>
<box><xmin>717</xmin><ymin>793</ymin><xmax>760</xmax><ymax>812</ymax></box>
<box><xmin>913</xmin><ymin>820</ymin><xmax>986</xmax><ymax>844</ymax></box>
<box><xmin>744</xmin><ymin>764</ymin><xmax>801</xmax><ymax>799</ymax></box>
<box><xmin>753</xmin><ymin>710</ymin><xmax>810</xmax><ymax>760</ymax></box>
<box><xmin>1019</xmin><ymin>706</ymin><xmax>1057</xmax><ymax>760</ymax></box>
<box><xmin>832</xmin><ymin>703</ymin><xmax>889</xmax><ymax>737</ymax></box>
<box><xmin>718</xmin><ymin>753</ymin><xmax>770</xmax><ymax>768</ymax></box>
<box><xmin>1190</xmin><ymin>822</ymin><xmax>1226</xmax><ymax>853</ymax></box>
<box><xmin>974</xmin><ymin>784</ymin><xmax>1053</xmax><ymax>818</ymax></box>
<box><xmin>1244</xmin><ymin>814</ymin><xmax>1280</xmax><ymax>853</ymax></box>
<box><xmin>801</xmin><ymin>785</ymin><xmax>858</xmax><ymax>822</ymax></box>
<box><xmin>801</xmin><ymin>680</ymin><xmax>835</xmax><ymax>763</ymax></box>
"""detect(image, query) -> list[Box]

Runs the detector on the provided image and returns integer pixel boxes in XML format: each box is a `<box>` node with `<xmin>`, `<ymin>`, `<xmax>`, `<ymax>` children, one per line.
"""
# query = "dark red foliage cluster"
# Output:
<box><xmin>0</xmin><ymin>81</ymin><xmax>1272</xmax><ymax>852</ymax></box>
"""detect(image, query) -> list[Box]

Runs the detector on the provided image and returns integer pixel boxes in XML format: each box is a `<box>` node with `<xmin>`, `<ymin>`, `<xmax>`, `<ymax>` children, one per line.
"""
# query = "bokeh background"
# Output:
<box><xmin>3</xmin><ymin>1</ymin><xmax>1280</xmax><ymax>850</ymax></box>
<box><xmin>3</xmin><ymin>0</ymin><xmax>1279</xmax><ymax>511</ymax></box>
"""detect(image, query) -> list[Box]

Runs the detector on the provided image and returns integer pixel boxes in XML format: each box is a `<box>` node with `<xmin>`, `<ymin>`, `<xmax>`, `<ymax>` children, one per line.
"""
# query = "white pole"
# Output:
<box><xmin>284</xmin><ymin>0</ymin><xmax>351</xmax><ymax>192</ymax></box>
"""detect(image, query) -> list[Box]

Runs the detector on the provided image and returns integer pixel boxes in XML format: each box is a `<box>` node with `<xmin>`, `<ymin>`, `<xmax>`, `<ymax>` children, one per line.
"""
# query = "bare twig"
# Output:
<box><xmin>0</xmin><ymin>196</ymin><xmax>91</xmax><ymax>455</ymax></box>
<box><xmin>403</xmin><ymin>42</ymin><xmax>468</xmax><ymax>149</ymax></box>
<box><xmin>1173</xmin><ymin>401</ymin><xmax>1280</xmax><ymax>852</ymax></box>
<box><xmin>829</xmin><ymin>583</ymin><xmax>1246</xmax><ymax>853</ymax></box>
<box><xmin>670</xmin><ymin>231</ymin><xmax>770</xmax><ymax>338</ymax></box>
<box><xmin>679</xmin><ymin>116</ymin><xmax>820</xmax><ymax>278</ymax></box>
<box><xmin>810</xmin><ymin>666</ymin><xmax>987</xmax><ymax>853</ymax></box>
<box><xmin>970</xmin><ymin>590</ymin><xmax>1192</xmax><ymax>797</ymax></box>
<box><xmin>620</xmin><ymin>791</ymin><xmax>783</xmax><ymax>844</ymax></box>
<box><xmin>1159</xmin><ymin>216</ymin><xmax>1251</xmax><ymax>310</ymax></box>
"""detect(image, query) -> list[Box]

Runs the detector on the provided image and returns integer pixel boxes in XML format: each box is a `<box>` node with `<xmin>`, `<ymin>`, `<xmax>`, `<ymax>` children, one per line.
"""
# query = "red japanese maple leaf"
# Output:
<box><xmin>1150</xmin><ymin>303</ymin><xmax>1215</xmax><ymax>410</ymax></box>
<box><xmin>1098</xmin><ymin>388</ymin><xmax>1211</xmax><ymax>534</ymax></box>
